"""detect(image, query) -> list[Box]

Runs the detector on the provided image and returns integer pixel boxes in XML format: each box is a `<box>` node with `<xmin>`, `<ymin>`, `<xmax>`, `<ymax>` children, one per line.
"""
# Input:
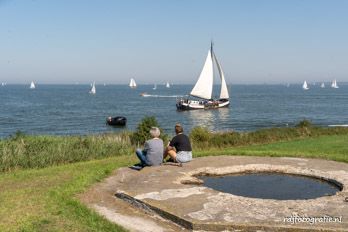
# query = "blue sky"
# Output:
<box><xmin>1</xmin><ymin>0</ymin><xmax>348</xmax><ymax>84</ymax></box>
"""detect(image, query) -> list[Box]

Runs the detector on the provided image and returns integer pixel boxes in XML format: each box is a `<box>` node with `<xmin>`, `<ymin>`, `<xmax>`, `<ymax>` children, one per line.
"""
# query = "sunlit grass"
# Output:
<box><xmin>195</xmin><ymin>134</ymin><xmax>348</xmax><ymax>163</ymax></box>
<box><xmin>0</xmin><ymin>156</ymin><xmax>136</xmax><ymax>231</ymax></box>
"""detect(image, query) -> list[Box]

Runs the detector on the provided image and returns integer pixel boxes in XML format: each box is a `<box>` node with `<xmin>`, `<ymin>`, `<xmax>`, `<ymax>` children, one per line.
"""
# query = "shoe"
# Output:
<box><xmin>133</xmin><ymin>163</ymin><xmax>144</xmax><ymax>167</ymax></box>
<box><xmin>129</xmin><ymin>165</ymin><xmax>143</xmax><ymax>171</ymax></box>
<box><xmin>165</xmin><ymin>158</ymin><xmax>175</xmax><ymax>163</ymax></box>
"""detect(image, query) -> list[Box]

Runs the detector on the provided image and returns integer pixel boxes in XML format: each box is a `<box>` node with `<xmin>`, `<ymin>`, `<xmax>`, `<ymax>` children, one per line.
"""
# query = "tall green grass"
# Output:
<box><xmin>189</xmin><ymin>124</ymin><xmax>348</xmax><ymax>149</ymax></box>
<box><xmin>0</xmin><ymin>132</ymin><xmax>132</xmax><ymax>172</ymax></box>
<box><xmin>2</xmin><ymin>120</ymin><xmax>348</xmax><ymax>172</ymax></box>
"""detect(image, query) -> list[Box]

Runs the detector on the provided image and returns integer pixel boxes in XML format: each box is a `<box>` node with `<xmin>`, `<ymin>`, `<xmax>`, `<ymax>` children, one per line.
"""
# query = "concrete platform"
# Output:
<box><xmin>82</xmin><ymin>156</ymin><xmax>348</xmax><ymax>231</ymax></box>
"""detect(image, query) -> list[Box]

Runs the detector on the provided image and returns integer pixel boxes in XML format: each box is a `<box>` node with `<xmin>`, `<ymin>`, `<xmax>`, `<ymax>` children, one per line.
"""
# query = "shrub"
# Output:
<box><xmin>190</xmin><ymin>127</ymin><xmax>211</xmax><ymax>144</ymax></box>
<box><xmin>130</xmin><ymin>116</ymin><xmax>168</xmax><ymax>145</ymax></box>
<box><xmin>296</xmin><ymin>119</ymin><xmax>313</xmax><ymax>128</ymax></box>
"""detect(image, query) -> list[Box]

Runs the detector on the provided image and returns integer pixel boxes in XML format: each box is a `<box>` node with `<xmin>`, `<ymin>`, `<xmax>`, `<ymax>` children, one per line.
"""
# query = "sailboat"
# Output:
<box><xmin>302</xmin><ymin>81</ymin><xmax>309</xmax><ymax>90</ymax></box>
<box><xmin>165</xmin><ymin>82</ymin><xmax>170</xmax><ymax>88</ymax></box>
<box><xmin>176</xmin><ymin>42</ymin><xmax>229</xmax><ymax>110</ymax></box>
<box><xmin>320</xmin><ymin>82</ymin><xmax>325</xmax><ymax>88</ymax></box>
<box><xmin>129</xmin><ymin>78</ymin><xmax>137</xmax><ymax>88</ymax></box>
<box><xmin>30</xmin><ymin>81</ymin><xmax>36</xmax><ymax>89</ymax></box>
<box><xmin>89</xmin><ymin>82</ymin><xmax>96</xmax><ymax>94</ymax></box>
<box><xmin>153</xmin><ymin>84</ymin><xmax>157</xmax><ymax>90</ymax></box>
<box><xmin>331</xmin><ymin>79</ymin><xmax>339</xmax><ymax>89</ymax></box>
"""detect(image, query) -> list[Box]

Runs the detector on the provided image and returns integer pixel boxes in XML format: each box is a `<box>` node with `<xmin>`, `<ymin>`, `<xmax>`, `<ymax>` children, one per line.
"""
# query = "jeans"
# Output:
<box><xmin>136</xmin><ymin>149</ymin><xmax>148</xmax><ymax>166</ymax></box>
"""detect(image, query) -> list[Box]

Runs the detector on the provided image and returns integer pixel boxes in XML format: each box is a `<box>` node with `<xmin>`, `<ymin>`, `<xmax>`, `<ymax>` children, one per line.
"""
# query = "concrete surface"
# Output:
<box><xmin>81</xmin><ymin>156</ymin><xmax>348</xmax><ymax>231</ymax></box>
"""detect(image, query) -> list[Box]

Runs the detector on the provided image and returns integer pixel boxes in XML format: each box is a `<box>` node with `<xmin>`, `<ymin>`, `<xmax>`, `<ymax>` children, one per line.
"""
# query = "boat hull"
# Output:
<box><xmin>106</xmin><ymin>116</ymin><xmax>127</xmax><ymax>126</ymax></box>
<box><xmin>176</xmin><ymin>99</ymin><xmax>229</xmax><ymax>111</ymax></box>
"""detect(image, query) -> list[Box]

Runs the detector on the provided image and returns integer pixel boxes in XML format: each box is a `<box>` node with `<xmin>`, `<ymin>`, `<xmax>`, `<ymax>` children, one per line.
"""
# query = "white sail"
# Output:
<box><xmin>153</xmin><ymin>84</ymin><xmax>157</xmax><ymax>90</ymax></box>
<box><xmin>89</xmin><ymin>82</ymin><xmax>96</xmax><ymax>94</ymax></box>
<box><xmin>321</xmin><ymin>82</ymin><xmax>325</xmax><ymax>88</ymax></box>
<box><xmin>331</xmin><ymin>79</ymin><xmax>339</xmax><ymax>88</ymax></box>
<box><xmin>213</xmin><ymin>52</ymin><xmax>229</xmax><ymax>99</ymax></box>
<box><xmin>129</xmin><ymin>78</ymin><xmax>137</xmax><ymax>88</ymax></box>
<box><xmin>190</xmin><ymin>50</ymin><xmax>213</xmax><ymax>100</ymax></box>
<box><xmin>166</xmin><ymin>82</ymin><xmax>170</xmax><ymax>88</ymax></box>
<box><xmin>30</xmin><ymin>81</ymin><xmax>35</xmax><ymax>89</ymax></box>
<box><xmin>302</xmin><ymin>80</ymin><xmax>309</xmax><ymax>90</ymax></box>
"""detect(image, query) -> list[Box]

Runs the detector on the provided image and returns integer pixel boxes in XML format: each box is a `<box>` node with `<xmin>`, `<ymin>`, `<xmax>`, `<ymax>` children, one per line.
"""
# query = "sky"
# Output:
<box><xmin>1</xmin><ymin>0</ymin><xmax>348</xmax><ymax>84</ymax></box>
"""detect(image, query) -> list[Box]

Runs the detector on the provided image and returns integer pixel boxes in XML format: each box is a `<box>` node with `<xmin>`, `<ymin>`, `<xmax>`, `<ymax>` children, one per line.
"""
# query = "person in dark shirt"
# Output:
<box><xmin>164</xmin><ymin>123</ymin><xmax>192</xmax><ymax>163</ymax></box>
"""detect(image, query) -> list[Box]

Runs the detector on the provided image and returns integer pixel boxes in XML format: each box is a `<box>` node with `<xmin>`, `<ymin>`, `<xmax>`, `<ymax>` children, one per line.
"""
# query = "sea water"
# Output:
<box><xmin>0</xmin><ymin>84</ymin><xmax>347</xmax><ymax>138</ymax></box>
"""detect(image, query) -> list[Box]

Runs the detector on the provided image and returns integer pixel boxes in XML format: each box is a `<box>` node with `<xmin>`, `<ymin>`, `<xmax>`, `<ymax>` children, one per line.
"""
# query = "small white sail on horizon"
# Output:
<box><xmin>165</xmin><ymin>82</ymin><xmax>170</xmax><ymax>88</ymax></box>
<box><xmin>302</xmin><ymin>81</ymin><xmax>309</xmax><ymax>90</ymax></box>
<box><xmin>321</xmin><ymin>82</ymin><xmax>325</xmax><ymax>88</ymax></box>
<box><xmin>331</xmin><ymin>79</ymin><xmax>339</xmax><ymax>88</ymax></box>
<box><xmin>30</xmin><ymin>81</ymin><xmax>36</xmax><ymax>89</ymax></box>
<box><xmin>1</xmin><ymin>82</ymin><xmax>5</xmax><ymax>86</ymax></box>
<box><xmin>153</xmin><ymin>84</ymin><xmax>157</xmax><ymax>90</ymax></box>
<box><xmin>89</xmin><ymin>82</ymin><xmax>96</xmax><ymax>94</ymax></box>
<box><xmin>129</xmin><ymin>78</ymin><xmax>137</xmax><ymax>88</ymax></box>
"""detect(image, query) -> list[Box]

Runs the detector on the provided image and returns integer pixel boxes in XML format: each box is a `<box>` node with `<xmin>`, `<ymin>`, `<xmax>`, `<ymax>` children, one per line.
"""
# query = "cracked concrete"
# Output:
<box><xmin>81</xmin><ymin>156</ymin><xmax>348</xmax><ymax>231</ymax></box>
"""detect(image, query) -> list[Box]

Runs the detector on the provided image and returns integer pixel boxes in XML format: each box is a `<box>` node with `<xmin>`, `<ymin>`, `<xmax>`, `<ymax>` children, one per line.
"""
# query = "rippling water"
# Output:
<box><xmin>0</xmin><ymin>84</ymin><xmax>347</xmax><ymax>138</ymax></box>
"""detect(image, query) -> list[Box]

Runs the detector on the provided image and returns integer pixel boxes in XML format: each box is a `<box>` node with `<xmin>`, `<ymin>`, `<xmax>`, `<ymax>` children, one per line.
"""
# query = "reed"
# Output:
<box><xmin>0</xmin><ymin>131</ymin><xmax>133</xmax><ymax>172</ymax></box>
<box><xmin>2</xmin><ymin>120</ymin><xmax>348</xmax><ymax>172</ymax></box>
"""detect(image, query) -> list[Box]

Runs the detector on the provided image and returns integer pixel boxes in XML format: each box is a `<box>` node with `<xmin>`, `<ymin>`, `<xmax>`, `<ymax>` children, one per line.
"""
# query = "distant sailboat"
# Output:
<box><xmin>320</xmin><ymin>82</ymin><xmax>325</xmax><ymax>88</ymax></box>
<box><xmin>153</xmin><ymin>84</ymin><xmax>157</xmax><ymax>90</ymax></box>
<box><xmin>302</xmin><ymin>81</ymin><xmax>309</xmax><ymax>90</ymax></box>
<box><xmin>1</xmin><ymin>82</ymin><xmax>5</xmax><ymax>86</ymax></box>
<box><xmin>165</xmin><ymin>82</ymin><xmax>170</xmax><ymax>88</ymax></box>
<box><xmin>30</xmin><ymin>81</ymin><xmax>36</xmax><ymax>89</ymax></box>
<box><xmin>176</xmin><ymin>42</ymin><xmax>230</xmax><ymax>110</ymax></box>
<box><xmin>129</xmin><ymin>78</ymin><xmax>137</xmax><ymax>88</ymax></box>
<box><xmin>331</xmin><ymin>79</ymin><xmax>339</xmax><ymax>89</ymax></box>
<box><xmin>89</xmin><ymin>82</ymin><xmax>96</xmax><ymax>94</ymax></box>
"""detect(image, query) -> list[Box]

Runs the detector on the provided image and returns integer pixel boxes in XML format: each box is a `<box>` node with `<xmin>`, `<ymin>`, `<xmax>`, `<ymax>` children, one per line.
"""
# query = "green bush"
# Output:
<box><xmin>296</xmin><ymin>119</ymin><xmax>313</xmax><ymax>128</ymax></box>
<box><xmin>190</xmin><ymin>127</ymin><xmax>211</xmax><ymax>142</ymax></box>
<box><xmin>130</xmin><ymin>116</ymin><xmax>168</xmax><ymax>145</ymax></box>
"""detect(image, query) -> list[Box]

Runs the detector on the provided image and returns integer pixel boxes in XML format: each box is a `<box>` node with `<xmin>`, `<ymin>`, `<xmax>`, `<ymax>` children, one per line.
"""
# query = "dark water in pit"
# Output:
<box><xmin>199</xmin><ymin>173</ymin><xmax>341</xmax><ymax>200</ymax></box>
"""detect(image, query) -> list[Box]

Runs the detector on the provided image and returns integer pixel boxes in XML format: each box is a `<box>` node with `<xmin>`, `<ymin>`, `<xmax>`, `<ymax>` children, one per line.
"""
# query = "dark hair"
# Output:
<box><xmin>175</xmin><ymin>123</ymin><xmax>183</xmax><ymax>134</ymax></box>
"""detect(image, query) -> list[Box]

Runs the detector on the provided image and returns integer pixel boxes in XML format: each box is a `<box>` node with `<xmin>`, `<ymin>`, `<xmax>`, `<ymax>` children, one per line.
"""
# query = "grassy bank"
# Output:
<box><xmin>195</xmin><ymin>134</ymin><xmax>348</xmax><ymax>163</ymax></box>
<box><xmin>1</xmin><ymin>122</ymin><xmax>348</xmax><ymax>172</ymax></box>
<box><xmin>0</xmin><ymin>134</ymin><xmax>347</xmax><ymax>231</ymax></box>
<box><xmin>190</xmin><ymin>124</ymin><xmax>348</xmax><ymax>149</ymax></box>
<box><xmin>0</xmin><ymin>155</ymin><xmax>136</xmax><ymax>232</ymax></box>
<box><xmin>0</xmin><ymin>132</ymin><xmax>132</xmax><ymax>172</ymax></box>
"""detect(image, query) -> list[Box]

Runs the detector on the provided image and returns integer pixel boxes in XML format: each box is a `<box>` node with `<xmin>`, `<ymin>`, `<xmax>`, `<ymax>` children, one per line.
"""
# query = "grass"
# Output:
<box><xmin>0</xmin><ymin>132</ymin><xmax>132</xmax><ymax>172</ymax></box>
<box><xmin>194</xmin><ymin>134</ymin><xmax>348</xmax><ymax>163</ymax></box>
<box><xmin>2</xmin><ymin>121</ymin><xmax>348</xmax><ymax>172</ymax></box>
<box><xmin>190</xmin><ymin>124</ymin><xmax>348</xmax><ymax>149</ymax></box>
<box><xmin>0</xmin><ymin>134</ymin><xmax>347</xmax><ymax>231</ymax></box>
<box><xmin>0</xmin><ymin>155</ymin><xmax>136</xmax><ymax>232</ymax></box>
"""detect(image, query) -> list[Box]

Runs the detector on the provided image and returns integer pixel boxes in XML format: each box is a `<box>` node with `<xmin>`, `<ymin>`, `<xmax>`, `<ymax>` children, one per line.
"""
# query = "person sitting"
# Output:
<box><xmin>135</xmin><ymin>127</ymin><xmax>164</xmax><ymax>168</ymax></box>
<box><xmin>164</xmin><ymin>123</ymin><xmax>192</xmax><ymax>163</ymax></box>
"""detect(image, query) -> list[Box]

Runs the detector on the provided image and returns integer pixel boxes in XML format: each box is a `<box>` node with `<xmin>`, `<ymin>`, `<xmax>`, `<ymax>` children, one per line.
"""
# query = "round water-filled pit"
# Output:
<box><xmin>199</xmin><ymin>172</ymin><xmax>342</xmax><ymax>200</ymax></box>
